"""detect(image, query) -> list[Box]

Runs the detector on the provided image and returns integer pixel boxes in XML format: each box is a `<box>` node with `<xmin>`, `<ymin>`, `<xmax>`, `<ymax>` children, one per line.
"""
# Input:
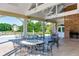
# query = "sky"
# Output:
<box><xmin>0</xmin><ymin>16</ymin><xmax>39</xmax><ymax>26</ymax></box>
<box><xmin>0</xmin><ymin>16</ymin><xmax>23</xmax><ymax>26</ymax></box>
<box><xmin>0</xmin><ymin>16</ymin><xmax>50</xmax><ymax>26</ymax></box>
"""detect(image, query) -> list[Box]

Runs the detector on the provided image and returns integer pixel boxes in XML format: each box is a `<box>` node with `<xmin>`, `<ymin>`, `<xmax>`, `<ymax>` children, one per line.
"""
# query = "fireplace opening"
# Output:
<box><xmin>70</xmin><ymin>31</ymin><xmax>79</xmax><ymax>39</ymax></box>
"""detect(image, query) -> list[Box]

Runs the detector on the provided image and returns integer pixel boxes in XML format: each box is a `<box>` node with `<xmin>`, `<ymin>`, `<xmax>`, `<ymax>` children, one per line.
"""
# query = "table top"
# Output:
<box><xmin>20</xmin><ymin>40</ymin><xmax>44</xmax><ymax>46</ymax></box>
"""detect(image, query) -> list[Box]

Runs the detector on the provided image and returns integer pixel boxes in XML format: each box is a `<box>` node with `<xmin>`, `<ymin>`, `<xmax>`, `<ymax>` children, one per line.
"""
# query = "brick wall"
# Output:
<box><xmin>64</xmin><ymin>14</ymin><xmax>79</xmax><ymax>39</ymax></box>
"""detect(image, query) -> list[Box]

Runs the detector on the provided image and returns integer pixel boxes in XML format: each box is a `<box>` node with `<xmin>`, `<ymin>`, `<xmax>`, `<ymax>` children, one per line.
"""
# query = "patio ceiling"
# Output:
<box><xmin>0</xmin><ymin>3</ymin><xmax>78</xmax><ymax>22</ymax></box>
<box><xmin>0</xmin><ymin>3</ymin><xmax>58</xmax><ymax>19</ymax></box>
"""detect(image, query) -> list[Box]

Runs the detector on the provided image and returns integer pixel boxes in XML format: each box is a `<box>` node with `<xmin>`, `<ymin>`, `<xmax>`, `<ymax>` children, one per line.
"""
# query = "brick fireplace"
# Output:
<box><xmin>64</xmin><ymin>14</ymin><xmax>79</xmax><ymax>40</ymax></box>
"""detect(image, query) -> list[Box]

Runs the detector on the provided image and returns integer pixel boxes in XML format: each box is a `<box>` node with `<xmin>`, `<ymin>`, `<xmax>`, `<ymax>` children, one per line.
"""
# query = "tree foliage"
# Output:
<box><xmin>0</xmin><ymin>23</ymin><xmax>12</xmax><ymax>31</ymax></box>
<box><xmin>46</xmin><ymin>24</ymin><xmax>52</xmax><ymax>34</ymax></box>
<box><xmin>0</xmin><ymin>21</ymin><xmax>52</xmax><ymax>34</ymax></box>
<box><xmin>34</xmin><ymin>22</ymin><xmax>41</xmax><ymax>32</ymax></box>
<box><xmin>27</xmin><ymin>21</ymin><xmax>34</xmax><ymax>32</ymax></box>
<box><xmin>17</xmin><ymin>25</ymin><xmax>23</xmax><ymax>32</ymax></box>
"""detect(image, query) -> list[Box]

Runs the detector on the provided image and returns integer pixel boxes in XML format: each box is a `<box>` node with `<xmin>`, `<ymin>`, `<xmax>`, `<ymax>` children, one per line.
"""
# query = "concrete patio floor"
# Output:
<box><xmin>0</xmin><ymin>38</ymin><xmax>79</xmax><ymax>56</ymax></box>
<box><xmin>0</xmin><ymin>42</ymin><xmax>14</xmax><ymax>56</ymax></box>
<box><xmin>53</xmin><ymin>39</ymin><xmax>79</xmax><ymax>56</ymax></box>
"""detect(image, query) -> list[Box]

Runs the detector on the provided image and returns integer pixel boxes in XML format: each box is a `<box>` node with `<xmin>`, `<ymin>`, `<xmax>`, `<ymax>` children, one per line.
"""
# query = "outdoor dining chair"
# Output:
<box><xmin>30</xmin><ymin>35</ymin><xmax>45</xmax><ymax>55</ymax></box>
<box><xmin>11</xmin><ymin>37</ymin><xmax>32</xmax><ymax>56</ymax></box>
<box><xmin>51</xmin><ymin>33</ymin><xmax>59</xmax><ymax>48</ymax></box>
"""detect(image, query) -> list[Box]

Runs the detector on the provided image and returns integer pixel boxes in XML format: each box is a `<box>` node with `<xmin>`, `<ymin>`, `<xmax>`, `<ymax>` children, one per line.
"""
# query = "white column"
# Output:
<box><xmin>22</xmin><ymin>19</ymin><xmax>28</xmax><ymax>38</ymax></box>
<box><xmin>52</xmin><ymin>23</ymin><xmax>57</xmax><ymax>34</ymax></box>
<box><xmin>41</xmin><ymin>21</ymin><xmax>45</xmax><ymax>39</ymax></box>
<box><xmin>56</xmin><ymin>5</ymin><xmax>58</xmax><ymax>14</ymax></box>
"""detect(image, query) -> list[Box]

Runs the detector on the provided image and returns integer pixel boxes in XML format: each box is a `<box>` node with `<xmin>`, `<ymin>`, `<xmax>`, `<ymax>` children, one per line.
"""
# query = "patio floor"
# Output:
<box><xmin>53</xmin><ymin>39</ymin><xmax>79</xmax><ymax>56</ymax></box>
<box><xmin>0</xmin><ymin>38</ymin><xmax>79</xmax><ymax>56</ymax></box>
<box><xmin>0</xmin><ymin>42</ymin><xmax>14</xmax><ymax>56</ymax></box>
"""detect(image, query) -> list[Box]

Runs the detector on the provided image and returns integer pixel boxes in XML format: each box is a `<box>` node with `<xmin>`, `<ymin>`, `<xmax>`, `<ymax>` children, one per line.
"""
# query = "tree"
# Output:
<box><xmin>0</xmin><ymin>23</ymin><xmax>12</xmax><ymax>31</ymax></box>
<box><xmin>46</xmin><ymin>23</ymin><xmax>52</xmax><ymax>34</ymax></box>
<box><xmin>18</xmin><ymin>25</ymin><xmax>23</xmax><ymax>32</ymax></box>
<box><xmin>34</xmin><ymin>22</ymin><xmax>41</xmax><ymax>32</ymax></box>
<box><xmin>27</xmin><ymin>20</ymin><xmax>34</xmax><ymax>32</ymax></box>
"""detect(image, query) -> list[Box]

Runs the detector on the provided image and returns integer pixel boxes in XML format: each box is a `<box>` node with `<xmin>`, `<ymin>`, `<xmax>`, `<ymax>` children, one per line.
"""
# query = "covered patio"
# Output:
<box><xmin>0</xmin><ymin>3</ymin><xmax>79</xmax><ymax>56</ymax></box>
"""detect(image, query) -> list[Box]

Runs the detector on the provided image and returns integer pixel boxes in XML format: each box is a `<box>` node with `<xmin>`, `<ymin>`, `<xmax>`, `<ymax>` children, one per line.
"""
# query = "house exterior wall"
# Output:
<box><xmin>51</xmin><ymin>17</ymin><xmax>64</xmax><ymax>38</ymax></box>
<box><xmin>64</xmin><ymin>14</ymin><xmax>79</xmax><ymax>39</ymax></box>
<box><xmin>56</xmin><ymin>17</ymin><xmax>64</xmax><ymax>25</ymax></box>
<box><xmin>56</xmin><ymin>17</ymin><xmax>64</xmax><ymax>38</ymax></box>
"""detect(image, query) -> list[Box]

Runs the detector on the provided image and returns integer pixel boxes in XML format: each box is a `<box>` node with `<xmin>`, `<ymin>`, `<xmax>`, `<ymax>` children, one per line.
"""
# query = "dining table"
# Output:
<box><xmin>20</xmin><ymin>40</ymin><xmax>44</xmax><ymax>46</ymax></box>
<box><xmin>19</xmin><ymin>40</ymin><xmax>44</xmax><ymax>55</ymax></box>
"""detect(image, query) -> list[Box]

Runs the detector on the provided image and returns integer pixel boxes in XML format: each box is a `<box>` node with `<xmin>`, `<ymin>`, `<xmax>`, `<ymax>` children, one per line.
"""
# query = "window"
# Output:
<box><xmin>58</xmin><ymin>26</ymin><xmax>64</xmax><ymax>32</ymax></box>
<box><xmin>58</xmin><ymin>27</ymin><xmax>61</xmax><ymax>32</ymax></box>
<box><xmin>62</xmin><ymin>27</ymin><xmax>64</xmax><ymax>32</ymax></box>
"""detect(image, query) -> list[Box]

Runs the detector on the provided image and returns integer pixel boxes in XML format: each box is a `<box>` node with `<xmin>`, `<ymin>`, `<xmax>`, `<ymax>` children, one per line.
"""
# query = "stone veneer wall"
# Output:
<box><xmin>64</xmin><ymin>14</ymin><xmax>79</xmax><ymax>39</ymax></box>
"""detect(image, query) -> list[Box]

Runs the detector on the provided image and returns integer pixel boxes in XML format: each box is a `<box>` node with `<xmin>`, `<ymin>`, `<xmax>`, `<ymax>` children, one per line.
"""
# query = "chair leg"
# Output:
<box><xmin>56</xmin><ymin>39</ymin><xmax>59</xmax><ymax>48</ymax></box>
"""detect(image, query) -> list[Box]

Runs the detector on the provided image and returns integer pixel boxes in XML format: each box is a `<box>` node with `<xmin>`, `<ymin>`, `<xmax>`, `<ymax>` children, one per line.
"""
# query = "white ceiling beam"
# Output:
<box><xmin>45</xmin><ymin>9</ymin><xmax>79</xmax><ymax>19</ymax></box>
<box><xmin>25</xmin><ymin>3</ymin><xmax>59</xmax><ymax>15</ymax></box>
